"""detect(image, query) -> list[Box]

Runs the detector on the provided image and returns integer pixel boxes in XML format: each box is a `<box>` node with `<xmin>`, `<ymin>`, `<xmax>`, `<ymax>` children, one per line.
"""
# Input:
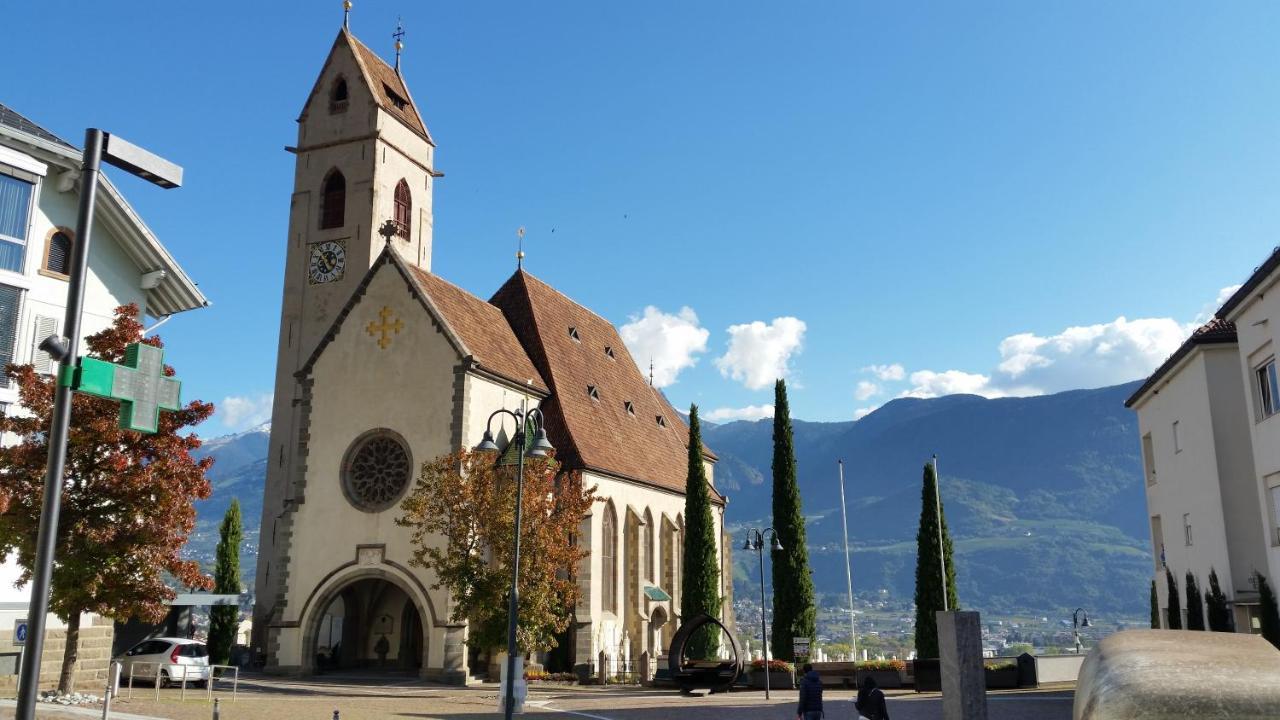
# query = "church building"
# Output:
<box><xmin>253</xmin><ymin>20</ymin><xmax>732</xmax><ymax>683</ymax></box>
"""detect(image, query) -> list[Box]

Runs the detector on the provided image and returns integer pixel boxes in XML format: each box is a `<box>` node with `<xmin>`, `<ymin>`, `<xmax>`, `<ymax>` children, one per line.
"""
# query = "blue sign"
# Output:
<box><xmin>13</xmin><ymin>619</ymin><xmax>28</xmax><ymax>646</ymax></box>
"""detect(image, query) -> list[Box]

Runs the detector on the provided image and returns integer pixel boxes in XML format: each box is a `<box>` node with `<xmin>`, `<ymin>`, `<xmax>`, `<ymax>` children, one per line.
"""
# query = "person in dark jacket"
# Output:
<box><xmin>797</xmin><ymin>663</ymin><xmax>824</xmax><ymax>719</ymax></box>
<box><xmin>855</xmin><ymin>674</ymin><xmax>890</xmax><ymax>720</ymax></box>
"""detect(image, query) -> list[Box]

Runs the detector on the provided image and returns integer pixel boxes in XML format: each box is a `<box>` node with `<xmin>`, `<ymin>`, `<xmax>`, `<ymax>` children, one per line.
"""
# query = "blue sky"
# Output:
<box><xmin>7</xmin><ymin>2</ymin><xmax>1280</xmax><ymax>436</ymax></box>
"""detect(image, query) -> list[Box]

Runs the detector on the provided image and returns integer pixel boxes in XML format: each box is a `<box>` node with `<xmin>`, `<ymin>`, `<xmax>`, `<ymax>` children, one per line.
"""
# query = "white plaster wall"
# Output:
<box><xmin>1229</xmin><ymin>269</ymin><xmax>1280</xmax><ymax>584</ymax></box>
<box><xmin>1134</xmin><ymin>351</ymin><xmax>1236</xmax><ymax>620</ymax></box>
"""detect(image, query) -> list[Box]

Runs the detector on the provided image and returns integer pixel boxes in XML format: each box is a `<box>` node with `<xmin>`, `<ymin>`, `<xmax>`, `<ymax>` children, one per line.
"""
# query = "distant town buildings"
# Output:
<box><xmin>1128</xmin><ymin>246</ymin><xmax>1280</xmax><ymax>632</ymax></box>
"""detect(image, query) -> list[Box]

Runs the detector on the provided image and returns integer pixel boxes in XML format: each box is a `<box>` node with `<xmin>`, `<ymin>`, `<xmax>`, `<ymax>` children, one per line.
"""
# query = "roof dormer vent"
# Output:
<box><xmin>656</xmin><ymin>415</ymin><xmax>667</xmax><ymax>428</ymax></box>
<box><xmin>568</xmin><ymin>326</ymin><xmax>580</xmax><ymax>342</ymax></box>
<box><xmin>587</xmin><ymin>385</ymin><xmax>600</xmax><ymax>401</ymax></box>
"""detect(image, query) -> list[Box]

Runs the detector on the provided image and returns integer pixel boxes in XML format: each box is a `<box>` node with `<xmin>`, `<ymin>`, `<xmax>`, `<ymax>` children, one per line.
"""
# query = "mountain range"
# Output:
<box><xmin>185</xmin><ymin>381</ymin><xmax>1151</xmax><ymax>621</ymax></box>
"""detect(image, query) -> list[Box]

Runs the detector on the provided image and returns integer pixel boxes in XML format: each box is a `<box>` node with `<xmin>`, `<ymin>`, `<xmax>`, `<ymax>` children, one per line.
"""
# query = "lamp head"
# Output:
<box><xmin>742</xmin><ymin>538</ymin><xmax>754</xmax><ymax>552</ymax></box>
<box><xmin>529</xmin><ymin>426</ymin><xmax>555</xmax><ymax>457</ymax></box>
<box><xmin>474</xmin><ymin>429</ymin><xmax>499</xmax><ymax>453</ymax></box>
<box><xmin>770</xmin><ymin>535</ymin><xmax>783</xmax><ymax>552</ymax></box>
<box><xmin>1081</xmin><ymin>612</ymin><xmax>1091</xmax><ymax>628</ymax></box>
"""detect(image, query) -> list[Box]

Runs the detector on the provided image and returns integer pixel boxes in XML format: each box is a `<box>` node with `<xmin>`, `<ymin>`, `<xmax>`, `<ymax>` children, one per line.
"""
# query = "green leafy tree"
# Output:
<box><xmin>0</xmin><ymin>306</ymin><xmax>214</xmax><ymax>692</ymax></box>
<box><xmin>208</xmin><ymin>499</ymin><xmax>243</xmax><ymax>665</ymax></box>
<box><xmin>681</xmin><ymin>405</ymin><xmax>722</xmax><ymax>659</ymax></box>
<box><xmin>769</xmin><ymin>380</ymin><xmax>816</xmax><ymax>663</ymax></box>
<box><xmin>1184</xmin><ymin>571</ymin><xmax>1205</xmax><ymax>631</ymax></box>
<box><xmin>913</xmin><ymin>460</ymin><xmax>958</xmax><ymax>659</ymax></box>
<box><xmin>1258</xmin><ymin>571</ymin><xmax>1280</xmax><ymax>650</ymax></box>
<box><xmin>1165</xmin><ymin>569</ymin><xmax>1182</xmax><ymax>629</ymax></box>
<box><xmin>1205</xmin><ymin>568</ymin><xmax>1233</xmax><ymax>632</ymax></box>
<box><xmin>1150</xmin><ymin>580</ymin><xmax>1160</xmax><ymax>629</ymax></box>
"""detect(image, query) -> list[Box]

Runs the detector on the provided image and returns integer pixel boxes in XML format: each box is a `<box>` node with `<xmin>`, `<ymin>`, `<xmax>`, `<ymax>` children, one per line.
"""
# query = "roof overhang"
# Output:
<box><xmin>1219</xmin><ymin>247</ymin><xmax>1280</xmax><ymax>321</ymax></box>
<box><xmin>0</xmin><ymin>124</ymin><xmax>208</xmax><ymax>318</ymax></box>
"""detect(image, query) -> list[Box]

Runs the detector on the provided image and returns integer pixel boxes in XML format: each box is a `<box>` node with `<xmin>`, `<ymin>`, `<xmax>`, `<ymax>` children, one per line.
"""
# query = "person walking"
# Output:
<box><xmin>797</xmin><ymin>663</ymin><xmax>824</xmax><ymax>720</ymax></box>
<box><xmin>854</xmin><ymin>675</ymin><xmax>891</xmax><ymax>720</ymax></box>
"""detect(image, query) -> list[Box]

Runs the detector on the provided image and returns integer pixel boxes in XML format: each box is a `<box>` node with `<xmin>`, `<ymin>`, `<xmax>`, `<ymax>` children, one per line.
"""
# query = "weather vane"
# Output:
<box><xmin>517</xmin><ymin>226</ymin><xmax>526</xmax><ymax>269</ymax></box>
<box><xmin>393</xmin><ymin>17</ymin><xmax>405</xmax><ymax>70</ymax></box>
<box><xmin>343</xmin><ymin>0</ymin><xmax>352</xmax><ymax>29</ymax></box>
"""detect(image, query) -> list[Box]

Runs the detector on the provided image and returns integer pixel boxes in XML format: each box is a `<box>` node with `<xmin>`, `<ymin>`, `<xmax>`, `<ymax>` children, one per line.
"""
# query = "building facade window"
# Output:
<box><xmin>393</xmin><ymin>179</ymin><xmax>411</xmax><ymax>238</ymax></box>
<box><xmin>42</xmin><ymin>228</ymin><xmax>72</xmax><ymax>278</ymax></box>
<box><xmin>602</xmin><ymin>504</ymin><xmax>618</xmax><ymax>615</ymax></box>
<box><xmin>643</xmin><ymin>509</ymin><xmax>654</xmax><ymax>581</ymax></box>
<box><xmin>0</xmin><ymin>174</ymin><xmax>33</xmax><ymax>273</ymax></box>
<box><xmin>1142</xmin><ymin>433</ymin><xmax>1156</xmax><ymax>486</ymax></box>
<box><xmin>0</xmin><ymin>284</ymin><xmax>21</xmax><ymax>389</ymax></box>
<box><xmin>340</xmin><ymin>429</ymin><xmax>412</xmax><ymax>512</ymax></box>
<box><xmin>1183</xmin><ymin>513</ymin><xmax>1193</xmax><ymax>546</ymax></box>
<box><xmin>1269</xmin><ymin>480</ymin><xmax>1280</xmax><ymax>547</ymax></box>
<box><xmin>1172</xmin><ymin>421</ymin><xmax>1181</xmax><ymax>454</ymax></box>
<box><xmin>320</xmin><ymin>170</ymin><xmax>346</xmax><ymax>229</ymax></box>
<box><xmin>1258</xmin><ymin>358</ymin><xmax>1279</xmax><ymax>420</ymax></box>
<box><xmin>1150</xmin><ymin>514</ymin><xmax>1164</xmax><ymax>572</ymax></box>
<box><xmin>329</xmin><ymin>76</ymin><xmax>349</xmax><ymax>113</ymax></box>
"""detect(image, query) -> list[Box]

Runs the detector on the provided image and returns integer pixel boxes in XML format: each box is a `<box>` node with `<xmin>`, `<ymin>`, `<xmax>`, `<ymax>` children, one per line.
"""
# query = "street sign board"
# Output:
<box><xmin>793</xmin><ymin>638</ymin><xmax>810</xmax><ymax>657</ymax></box>
<box><xmin>13</xmin><ymin>619</ymin><xmax>28</xmax><ymax>647</ymax></box>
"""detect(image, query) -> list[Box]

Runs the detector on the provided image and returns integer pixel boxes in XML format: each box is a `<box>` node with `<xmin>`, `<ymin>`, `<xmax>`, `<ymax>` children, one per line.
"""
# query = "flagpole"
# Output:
<box><xmin>837</xmin><ymin>460</ymin><xmax>857</xmax><ymax>663</ymax></box>
<box><xmin>934</xmin><ymin>454</ymin><xmax>948</xmax><ymax>612</ymax></box>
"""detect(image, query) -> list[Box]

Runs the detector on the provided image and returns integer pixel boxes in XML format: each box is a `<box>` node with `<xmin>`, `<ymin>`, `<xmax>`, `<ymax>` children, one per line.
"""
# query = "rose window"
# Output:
<box><xmin>342</xmin><ymin>432</ymin><xmax>411</xmax><ymax>511</ymax></box>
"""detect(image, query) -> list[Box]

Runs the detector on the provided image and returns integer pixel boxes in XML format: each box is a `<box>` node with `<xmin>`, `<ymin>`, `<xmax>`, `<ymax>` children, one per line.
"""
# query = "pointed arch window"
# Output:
<box><xmin>602</xmin><ymin>504</ymin><xmax>618</xmax><ymax>615</ymax></box>
<box><xmin>393</xmin><ymin>179</ymin><xmax>411</xmax><ymax>238</ymax></box>
<box><xmin>42</xmin><ymin>228</ymin><xmax>73</xmax><ymax>278</ymax></box>
<box><xmin>321</xmin><ymin>170</ymin><xmax>346</xmax><ymax>229</ymax></box>
<box><xmin>329</xmin><ymin>76</ymin><xmax>349</xmax><ymax>114</ymax></box>
<box><xmin>643</xmin><ymin>509</ymin><xmax>655</xmax><ymax>582</ymax></box>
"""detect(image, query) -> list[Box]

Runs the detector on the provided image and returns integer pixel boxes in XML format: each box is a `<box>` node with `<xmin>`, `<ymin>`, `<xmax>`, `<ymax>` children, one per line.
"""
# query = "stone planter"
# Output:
<box><xmin>911</xmin><ymin>658</ymin><xmax>941</xmax><ymax>692</ymax></box>
<box><xmin>860</xmin><ymin>669</ymin><xmax>904</xmax><ymax>689</ymax></box>
<box><xmin>749</xmin><ymin>671</ymin><xmax>796</xmax><ymax>690</ymax></box>
<box><xmin>985</xmin><ymin>667</ymin><xmax>1018</xmax><ymax>689</ymax></box>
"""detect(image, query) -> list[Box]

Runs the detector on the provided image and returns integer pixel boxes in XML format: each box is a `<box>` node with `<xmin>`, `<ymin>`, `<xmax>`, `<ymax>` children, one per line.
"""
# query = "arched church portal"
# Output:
<box><xmin>308</xmin><ymin>576</ymin><xmax>426</xmax><ymax>675</ymax></box>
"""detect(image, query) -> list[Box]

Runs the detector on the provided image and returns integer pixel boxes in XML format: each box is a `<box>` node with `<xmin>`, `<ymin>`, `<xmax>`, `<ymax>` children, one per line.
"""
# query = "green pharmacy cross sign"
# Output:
<box><xmin>70</xmin><ymin>342</ymin><xmax>181</xmax><ymax>434</ymax></box>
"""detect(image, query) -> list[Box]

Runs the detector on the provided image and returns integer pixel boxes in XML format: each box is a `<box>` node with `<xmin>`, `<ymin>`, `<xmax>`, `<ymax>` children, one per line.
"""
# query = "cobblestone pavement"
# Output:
<box><xmin>5</xmin><ymin>678</ymin><xmax>1076</xmax><ymax>719</ymax></box>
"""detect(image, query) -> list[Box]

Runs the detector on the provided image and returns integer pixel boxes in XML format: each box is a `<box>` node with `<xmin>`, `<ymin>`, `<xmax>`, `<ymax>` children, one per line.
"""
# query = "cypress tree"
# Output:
<box><xmin>913</xmin><ymin>460</ymin><xmax>958</xmax><ymax>659</ymax></box>
<box><xmin>680</xmin><ymin>405</ymin><xmax>721</xmax><ymax>659</ymax></box>
<box><xmin>209</xmin><ymin>499</ymin><xmax>243</xmax><ymax>665</ymax></box>
<box><xmin>1205</xmin><ymin>568</ymin><xmax>1232</xmax><ymax>632</ymax></box>
<box><xmin>1257</xmin><ymin>571</ymin><xmax>1280</xmax><ymax>650</ymax></box>
<box><xmin>1184</xmin><ymin>571</ymin><xmax>1205</xmax><ymax>631</ymax></box>
<box><xmin>1164</xmin><ymin>568</ymin><xmax>1182</xmax><ymax>629</ymax></box>
<box><xmin>770</xmin><ymin>380</ymin><xmax>816</xmax><ymax>663</ymax></box>
<box><xmin>1150</xmin><ymin>580</ymin><xmax>1160</xmax><ymax>629</ymax></box>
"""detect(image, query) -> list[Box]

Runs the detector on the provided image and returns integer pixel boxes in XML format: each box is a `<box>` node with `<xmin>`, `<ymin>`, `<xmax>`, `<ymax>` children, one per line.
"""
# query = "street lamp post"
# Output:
<box><xmin>836</xmin><ymin>460</ymin><xmax>857</xmax><ymax>664</ymax></box>
<box><xmin>742</xmin><ymin>528</ymin><xmax>782</xmax><ymax>700</ymax></box>
<box><xmin>16</xmin><ymin>129</ymin><xmax>181</xmax><ymax>720</ymax></box>
<box><xmin>473</xmin><ymin>403</ymin><xmax>554</xmax><ymax>720</ymax></box>
<box><xmin>1072</xmin><ymin>608</ymin><xmax>1091</xmax><ymax>654</ymax></box>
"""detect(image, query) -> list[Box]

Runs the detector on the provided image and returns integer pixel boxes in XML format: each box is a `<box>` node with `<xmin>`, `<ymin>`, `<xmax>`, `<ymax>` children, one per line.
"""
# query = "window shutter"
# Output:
<box><xmin>0</xmin><ymin>285</ymin><xmax>21</xmax><ymax>388</ymax></box>
<box><xmin>31</xmin><ymin>315</ymin><xmax>58</xmax><ymax>375</ymax></box>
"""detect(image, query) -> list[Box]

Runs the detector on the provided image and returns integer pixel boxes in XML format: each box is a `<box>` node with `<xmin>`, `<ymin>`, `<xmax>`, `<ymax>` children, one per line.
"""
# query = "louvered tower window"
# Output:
<box><xmin>320</xmin><ymin>170</ymin><xmax>346</xmax><ymax>229</ymax></box>
<box><xmin>394</xmin><ymin>179</ymin><xmax>411</xmax><ymax>238</ymax></box>
<box><xmin>44</xmin><ymin>230</ymin><xmax>72</xmax><ymax>277</ymax></box>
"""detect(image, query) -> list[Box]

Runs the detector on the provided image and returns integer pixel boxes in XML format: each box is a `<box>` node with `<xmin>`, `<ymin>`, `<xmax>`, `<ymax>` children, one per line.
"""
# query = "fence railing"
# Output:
<box><xmin>121</xmin><ymin>661</ymin><xmax>238</xmax><ymax>702</ymax></box>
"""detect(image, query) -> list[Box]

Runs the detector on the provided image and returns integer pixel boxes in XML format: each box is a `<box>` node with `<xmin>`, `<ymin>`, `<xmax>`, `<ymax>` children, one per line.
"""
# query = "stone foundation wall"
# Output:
<box><xmin>0</xmin><ymin>618</ymin><xmax>114</xmax><ymax>695</ymax></box>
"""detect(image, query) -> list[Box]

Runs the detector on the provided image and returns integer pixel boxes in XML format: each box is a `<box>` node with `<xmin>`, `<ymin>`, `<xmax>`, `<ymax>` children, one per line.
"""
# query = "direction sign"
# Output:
<box><xmin>793</xmin><ymin>637</ymin><xmax>811</xmax><ymax>657</ymax></box>
<box><xmin>13</xmin><ymin>619</ymin><xmax>28</xmax><ymax>647</ymax></box>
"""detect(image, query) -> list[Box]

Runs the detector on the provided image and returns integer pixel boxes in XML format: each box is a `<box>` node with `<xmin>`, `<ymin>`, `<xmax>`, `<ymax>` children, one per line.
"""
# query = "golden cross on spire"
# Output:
<box><xmin>393</xmin><ymin>17</ymin><xmax>405</xmax><ymax>71</ymax></box>
<box><xmin>366</xmin><ymin>306</ymin><xmax>404</xmax><ymax>350</ymax></box>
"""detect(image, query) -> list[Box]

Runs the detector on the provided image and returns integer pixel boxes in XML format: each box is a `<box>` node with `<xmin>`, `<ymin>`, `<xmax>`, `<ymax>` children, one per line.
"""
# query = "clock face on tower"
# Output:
<box><xmin>308</xmin><ymin>240</ymin><xmax>346</xmax><ymax>284</ymax></box>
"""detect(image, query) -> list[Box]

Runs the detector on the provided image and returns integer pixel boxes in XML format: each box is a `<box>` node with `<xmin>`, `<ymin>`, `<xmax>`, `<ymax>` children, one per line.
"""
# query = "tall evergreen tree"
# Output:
<box><xmin>1164</xmin><ymin>569</ymin><xmax>1182</xmax><ymax>629</ymax></box>
<box><xmin>913</xmin><ymin>460</ymin><xmax>958</xmax><ymax>659</ymax></box>
<box><xmin>770</xmin><ymin>380</ymin><xmax>816</xmax><ymax>663</ymax></box>
<box><xmin>1184</xmin><ymin>571</ymin><xmax>1205</xmax><ymax>631</ymax></box>
<box><xmin>1257</xmin><ymin>571</ymin><xmax>1280</xmax><ymax>650</ymax></box>
<box><xmin>681</xmin><ymin>405</ymin><xmax>721</xmax><ymax>659</ymax></box>
<box><xmin>208</xmin><ymin>499</ymin><xmax>243</xmax><ymax>664</ymax></box>
<box><xmin>1205</xmin><ymin>568</ymin><xmax>1233</xmax><ymax>632</ymax></box>
<box><xmin>1150</xmin><ymin>580</ymin><xmax>1160</xmax><ymax>629</ymax></box>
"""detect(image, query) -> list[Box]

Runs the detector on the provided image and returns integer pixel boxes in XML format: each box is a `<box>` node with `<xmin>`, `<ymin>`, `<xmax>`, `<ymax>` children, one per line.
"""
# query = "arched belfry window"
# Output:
<box><xmin>393</xmin><ymin>179</ymin><xmax>411</xmax><ymax>238</ymax></box>
<box><xmin>329</xmin><ymin>76</ymin><xmax>349</xmax><ymax>113</ymax></box>
<box><xmin>321</xmin><ymin>170</ymin><xmax>346</xmax><ymax>229</ymax></box>
<box><xmin>602</xmin><ymin>503</ymin><xmax>618</xmax><ymax>615</ymax></box>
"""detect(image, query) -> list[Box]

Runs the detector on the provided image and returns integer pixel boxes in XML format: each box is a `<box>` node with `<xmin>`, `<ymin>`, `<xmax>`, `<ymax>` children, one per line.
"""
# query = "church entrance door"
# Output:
<box><xmin>312</xmin><ymin>577</ymin><xmax>425</xmax><ymax>675</ymax></box>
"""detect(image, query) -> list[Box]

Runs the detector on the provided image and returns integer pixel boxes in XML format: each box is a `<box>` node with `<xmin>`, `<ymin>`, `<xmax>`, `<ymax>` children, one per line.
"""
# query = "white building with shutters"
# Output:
<box><xmin>0</xmin><ymin>102</ymin><xmax>208</xmax><ymax>611</ymax></box>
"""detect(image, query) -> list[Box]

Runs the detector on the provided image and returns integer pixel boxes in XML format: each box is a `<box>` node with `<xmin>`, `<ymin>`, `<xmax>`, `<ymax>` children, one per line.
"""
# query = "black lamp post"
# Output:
<box><xmin>1072</xmin><ymin>607</ymin><xmax>1091</xmax><ymax>654</ymax></box>
<box><xmin>474</xmin><ymin>405</ymin><xmax>553</xmax><ymax>720</ymax></box>
<box><xmin>16</xmin><ymin>130</ymin><xmax>181</xmax><ymax>720</ymax></box>
<box><xmin>742</xmin><ymin>527</ymin><xmax>782</xmax><ymax>699</ymax></box>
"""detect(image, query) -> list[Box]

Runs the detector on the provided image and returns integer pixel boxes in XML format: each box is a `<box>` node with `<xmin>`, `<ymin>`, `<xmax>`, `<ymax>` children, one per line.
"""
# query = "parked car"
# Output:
<box><xmin>115</xmin><ymin>638</ymin><xmax>211</xmax><ymax>687</ymax></box>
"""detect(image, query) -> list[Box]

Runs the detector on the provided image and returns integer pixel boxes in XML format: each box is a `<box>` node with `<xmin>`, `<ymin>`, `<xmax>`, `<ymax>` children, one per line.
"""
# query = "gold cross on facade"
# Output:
<box><xmin>366</xmin><ymin>306</ymin><xmax>404</xmax><ymax>349</ymax></box>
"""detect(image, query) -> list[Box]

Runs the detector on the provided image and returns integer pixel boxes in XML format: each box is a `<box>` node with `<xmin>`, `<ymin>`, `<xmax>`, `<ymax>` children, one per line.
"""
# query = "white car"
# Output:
<box><xmin>116</xmin><ymin>638</ymin><xmax>211</xmax><ymax>687</ymax></box>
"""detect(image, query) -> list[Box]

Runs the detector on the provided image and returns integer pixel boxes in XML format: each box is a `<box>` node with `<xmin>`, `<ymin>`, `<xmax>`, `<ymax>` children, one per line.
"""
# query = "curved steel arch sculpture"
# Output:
<box><xmin>666</xmin><ymin>613</ymin><xmax>743</xmax><ymax>693</ymax></box>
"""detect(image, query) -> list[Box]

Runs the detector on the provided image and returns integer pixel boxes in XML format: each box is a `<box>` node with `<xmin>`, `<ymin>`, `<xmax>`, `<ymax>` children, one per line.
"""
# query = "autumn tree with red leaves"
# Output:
<box><xmin>399</xmin><ymin>447</ymin><xmax>596</xmax><ymax>656</ymax></box>
<box><xmin>0</xmin><ymin>305</ymin><xmax>213</xmax><ymax>692</ymax></box>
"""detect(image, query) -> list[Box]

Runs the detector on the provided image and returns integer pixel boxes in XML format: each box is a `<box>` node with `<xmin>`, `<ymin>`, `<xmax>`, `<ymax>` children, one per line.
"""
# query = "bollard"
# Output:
<box><xmin>101</xmin><ymin>662</ymin><xmax>121</xmax><ymax>720</ymax></box>
<box><xmin>333</xmin><ymin>711</ymin><xmax>340</xmax><ymax>720</ymax></box>
<box><xmin>212</xmin><ymin>697</ymin><xmax>220</xmax><ymax>720</ymax></box>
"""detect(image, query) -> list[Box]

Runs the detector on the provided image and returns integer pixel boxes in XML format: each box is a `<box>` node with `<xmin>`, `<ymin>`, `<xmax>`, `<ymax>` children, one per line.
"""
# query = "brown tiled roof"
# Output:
<box><xmin>1217</xmin><ymin>246</ymin><xmax>1280</xmax><ymax>319</ymax></box>
<box><xmin>1125</xmin><ymin>317</ymin><xmax>1238</xmax><ymax>408</ymax></box>
<box><xmin>344</xmin><ymin>31</ymin><xmax>433</xmax><ymax>144</ymax></box>
<box><xmin>490</xmin><ymin>270</ymin><xmax>722</xmax><ymax>503</ymax></box>
<box><xmin>404</xmin><ymin>263</ymin><xmax>547</xmax><ymax>393</ymax></box>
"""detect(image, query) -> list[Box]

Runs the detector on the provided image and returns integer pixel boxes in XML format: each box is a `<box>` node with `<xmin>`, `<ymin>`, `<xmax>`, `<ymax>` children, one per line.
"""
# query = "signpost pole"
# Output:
<box><xmin>15</xmin><ymin>129</ymin><xmax>104</xmax><ymax>719</ymax></box>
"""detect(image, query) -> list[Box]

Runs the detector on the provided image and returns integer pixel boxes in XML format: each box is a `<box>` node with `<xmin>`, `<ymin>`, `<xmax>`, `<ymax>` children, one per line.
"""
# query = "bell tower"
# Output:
<box><xmin>253</xmin><ymin>19</ymin><xmax>438</xmax><ymax>647</ymax></box>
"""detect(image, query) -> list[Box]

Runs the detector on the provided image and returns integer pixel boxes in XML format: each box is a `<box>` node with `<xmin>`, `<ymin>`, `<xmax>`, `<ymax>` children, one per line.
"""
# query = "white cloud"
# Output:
<box><xmin>901</xmin><ymin>370</ymin><xmax>1002</xmax><ymax>399</ymax></box>
<box><xmin>220</xmin><ymin>393</ymin><xmax>274</xmax><ymax>432</ymax></box>
<box><xmin>619</xmin><ymin>306</ymin><xmax>710</xmax><ymax>388</ymax></box>
<box><xmin>864</xmin><ymin>363</ymin><xmax>905</xmax><ymax>381</ymax></box>
<box><xmin>715</xmin><ymin>317</ymin><xmax>807</xmax><ymax>390</ymax></box>
<box><xmin>705</xmin><ymin>404</ymin><xmax>775</xmax><ymax>422</ymax></box>
<box><xmin>855</xmin><ymin>381</ymin><xmax>881</xmax><ymax>401</ymax></box>
<box><xmin>854</xmin><ymin>405</ymin><xmax>881</xmax><ymax>420</ymax></box>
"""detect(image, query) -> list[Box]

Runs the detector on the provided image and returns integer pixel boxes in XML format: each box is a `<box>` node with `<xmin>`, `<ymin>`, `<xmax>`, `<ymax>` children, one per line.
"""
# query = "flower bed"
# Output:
<box><xmin>524</xmin><ymin>670</ymin><xmax>577</xmax><ymax>683</ymax></box>
<box><xmin>984</xmin><ymin>660</ymin><xmax>1019</xmax><ymax>689</ymax></box>
<box><xmin>748</xmin><ymin>658</ymin><xmax>796</xmax><ymax>690</ymax></box>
